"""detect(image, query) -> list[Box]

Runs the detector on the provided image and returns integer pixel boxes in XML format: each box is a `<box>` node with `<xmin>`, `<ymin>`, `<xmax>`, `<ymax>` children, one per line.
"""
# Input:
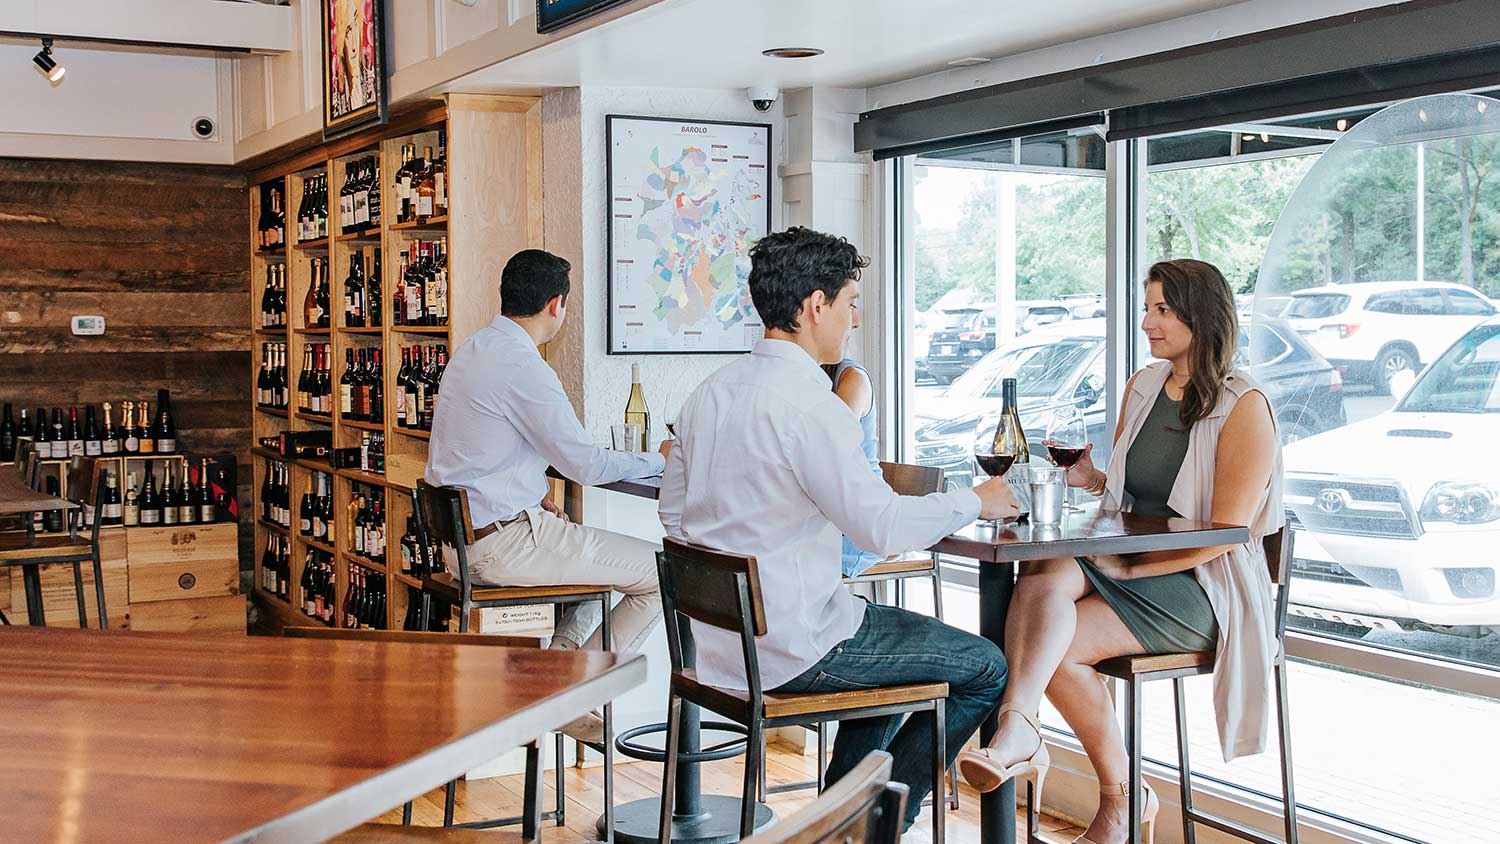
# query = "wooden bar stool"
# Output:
<box><xmin>768</xmin><ymin>462</ymin><xmax>959</xmax><ymax>810</ymax></box>
<box><xmin>656</xmin><ymin>537</ymin><xmax>949</xmax><ymax>843</ymax></box>
<box><xmin>741</xmin><ymin>751</ymin><xmax>906</xmax><ymax>844</ymax></box>
<box><xmin>284</xmin><ymin>627</ymin><xmax>558</xmax><ymax>841</ymax></box>
<box><xmin>1094</xmin><ymin>526</ymin><xmax>1300</xmax><ymax>844</ymax></box>
<box><xmin>0</xmin><ymin>455</ymin><xmax>108</xmax><ymax>628</ymax></box>
<box><xmin>412</xmin><ymin>482</ymin><xmax>617</xmax><ymax>842</ymax></box>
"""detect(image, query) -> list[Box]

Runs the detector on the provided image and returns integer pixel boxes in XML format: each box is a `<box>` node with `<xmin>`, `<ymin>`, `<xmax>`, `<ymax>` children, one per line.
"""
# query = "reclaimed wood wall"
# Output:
<box><xmin>0</xmin><ymin>158</ymin><xmax>253</xmax><ymax>568</ymax></box>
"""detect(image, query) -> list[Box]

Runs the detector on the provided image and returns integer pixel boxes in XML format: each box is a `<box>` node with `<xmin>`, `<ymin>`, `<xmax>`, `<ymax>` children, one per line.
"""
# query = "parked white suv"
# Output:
<box><xmin>1283</xmin><ymin>317</ymin><xmax>1500</xmax><ymax>639</ymax></box>
<box><xmin>1281</xmin><ymin>280</ymin><xmax>1496</xmax><ymax>393</ymax></box>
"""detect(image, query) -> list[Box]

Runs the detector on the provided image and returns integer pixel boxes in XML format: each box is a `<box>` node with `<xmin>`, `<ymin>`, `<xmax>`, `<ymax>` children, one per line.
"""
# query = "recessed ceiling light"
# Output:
<box><xmin>948</xmin><ymin>57</ymin><xmax>990</xmax><ymax>68</ymax></box>
<box><xmin>762</xmin><ymin>47</ymin><xmax>823</xmax><ymax>59</ymax></box>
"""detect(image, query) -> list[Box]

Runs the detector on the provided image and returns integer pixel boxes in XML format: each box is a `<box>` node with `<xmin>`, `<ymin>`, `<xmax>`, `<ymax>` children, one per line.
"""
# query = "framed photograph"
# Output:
<box><xmin>320</xmin><ymin>0</ymin><xmax>387</xmax><ymax>140</ymax></box>
<box><xmin>537</xmin><ymin>0</ymin><xmax>635</xmax><ymax>34</ymax></box>
<box><xmin>606</xmin><ymin>114</ymin><xmax>773</xmax><ymax>355</ymax></box>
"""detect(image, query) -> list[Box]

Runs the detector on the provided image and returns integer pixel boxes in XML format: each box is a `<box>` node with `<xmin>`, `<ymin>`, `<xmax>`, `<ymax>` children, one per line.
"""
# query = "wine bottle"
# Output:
<box><xmin>48</xmin><ymin>408</ymin><xmax>65</xmax><ymax>459</ymax></box>
<box><xmin>299</xmin><ymin>485</ymin><xmax>313</xmax><ymax>536</ymax></box>
<box><xmin>198</xmin><ymin>459</ymin><xmax>216</xmax><ymax>523</ymax></box>
<box><xmin>315</xmin><ymin>259</ymin><xmax>331</xmax><ymax>328</ymax></box>
<box><xmin>368</xmin><ymin>350</ymin><xmax>383</xmax><ymax>425</ymax></box>
<box><xmin>624</xmin><ymin>364</ymin><xmax>650</xmax><ymax>451</ymax></box>
<box><xmin>83</xmin><ymin>406</ymin><xmax>103</xmax><ymax>457</ymax></box>
<box><xmin>344</xmin><ymin>254</ymin><xmax>365</xmax><ymax>328</ymax></box>
<box><xmin>434</xmin><ymin>129</ymin><xmax>448</xmax><ymax>216</ymax></box>
<box><xmin>340</xmin><ymin>348</ymin><xmax>356</xmax><ymax>419</ymax></box>
<box><xmin>43</xmin><ymin>477</ymin><xmax>64</xmax><ymax>532</ymax></box>
<box><xmin>122</xmin><ymin>471</ymin><xmax>140</xmax><ymax>526</ymax></box>
<box><xmin>416</xmin><ymin>146</ymin><xmax>436</xmax><ymax>220</ymax></box>
<box><xmin>161</xmin><ymin>466</ymin><xmax>179</xmax><ymax>526</ymax></box>
<box><xmin>139</xmin><ymin>471</ymin><xmax>161</xmax><ymax>525</ymax></box>
<box><xmin>368</xmin><ymin>248</ymin><xmax>382</xmax><ymax>328</ymax></box>
<box><xmin>100</xmin><ymin>402</ymin><xmax>120</xmax><ymax>455</ymax></box>
<box><xmin>304</xmin><ymin>258</ymin><xmax>322</xmax><ymax>328</ymax></box>
<box><xmin>101</xmin><ymin>471</ymin><xmax>122</xmax><ymax>526</ymax></box>
<box><xmin>66</xmin><ymin>407</ymin><xmax>85</xmax><ymax>457</ymax></box>
<box><xmin>214</xmin><ymin>466</ymin><xmax>232</xmax><ymax>523</ymax></box>
<box><xmin>990</xmin><ymin>377</ymin><xmax>1032</xmax><ymax>517</ymax></box>
<box><xmin>154</xmin><ymin>389</ymin><xmax>177</xmax><ymax>453</ymax></box>
<box><xmin>0</xmin><ymin>402</ymin><xmax>15</xmax><ymax>462</ymax></box>
<box><xmin>179</xmin><ymin>464</ymin><xmax>199</xmax><ymax>525</ymax></box>
<box><xmin>301</xmin><ymin>550</ymin><xmax>317</xmax><ymax>616</ymax></box>
<box><xmin>137</xmin><ymin>402</ymin><xmax>155</xmax><ymax>455</ymax></box>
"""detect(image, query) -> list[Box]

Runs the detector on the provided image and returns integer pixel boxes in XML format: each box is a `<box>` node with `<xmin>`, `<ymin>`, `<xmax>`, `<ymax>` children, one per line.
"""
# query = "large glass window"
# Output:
<box><xmin>893</xmin><ymin>92</ymin><xmax>1500</xmax><ymax>844</ymax></box>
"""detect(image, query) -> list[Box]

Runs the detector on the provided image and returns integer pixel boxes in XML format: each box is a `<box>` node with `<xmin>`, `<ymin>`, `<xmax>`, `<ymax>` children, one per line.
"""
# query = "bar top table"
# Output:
<box><xmin>933</xmin><ymin>509</ymin><xmax>1248</xmax><ymax>844</ymax></box>
<box><xmin>0</xmin><ymin>626</ymin><xmax>647</xmax><ymax>844</ymax></box>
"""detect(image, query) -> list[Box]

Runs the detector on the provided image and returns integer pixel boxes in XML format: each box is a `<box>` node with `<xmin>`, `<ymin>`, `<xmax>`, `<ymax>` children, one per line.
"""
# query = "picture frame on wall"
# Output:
<box><xmin>536</xmin><ymin>0</ymin><xmax>635</xmax><ymax>34</ymax></box>
<box><xmin>606</xmin><ymin>114</ymin><xmax>773</xmax><ymax>355</ymax></box>
<box><xmin>320</xmin><ymin>0</ymin><xmax>388</xmax><ymax>140</ymax></box>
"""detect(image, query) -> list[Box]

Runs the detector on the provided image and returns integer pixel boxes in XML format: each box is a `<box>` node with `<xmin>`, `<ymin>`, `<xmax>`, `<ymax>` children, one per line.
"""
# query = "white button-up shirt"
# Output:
<box><xmin>427</xmin><ymin>315</ymin><xmax>665</xmax><ymax>527</ymax></box>
<box><xmin>659</xmin><ymin>339</ymin><xmax>981</xmax><ymax>690</ymax></box>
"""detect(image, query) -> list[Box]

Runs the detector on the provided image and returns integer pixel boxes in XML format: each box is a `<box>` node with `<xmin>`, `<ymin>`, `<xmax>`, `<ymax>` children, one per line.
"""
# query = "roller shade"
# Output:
<box><xmin>853</xmin><ymin>0</ymin><xmax>1500</xmax><ymax>158</ymax></box>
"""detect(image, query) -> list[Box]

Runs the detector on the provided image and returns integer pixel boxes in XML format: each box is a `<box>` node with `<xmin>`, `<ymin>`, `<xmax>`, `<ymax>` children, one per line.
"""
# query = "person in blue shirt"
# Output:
<box><xmin>823</xmin><ymin>358</ymin><xmax>884</xmax><ymax>576</ymax></box>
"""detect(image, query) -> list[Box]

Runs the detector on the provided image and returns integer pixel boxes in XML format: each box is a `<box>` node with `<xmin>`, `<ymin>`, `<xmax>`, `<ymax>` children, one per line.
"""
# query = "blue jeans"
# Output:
<box><xmin>772</xmin><ymin>601</ymin><xmax>1007</xmax><ymax>827</ymax></box>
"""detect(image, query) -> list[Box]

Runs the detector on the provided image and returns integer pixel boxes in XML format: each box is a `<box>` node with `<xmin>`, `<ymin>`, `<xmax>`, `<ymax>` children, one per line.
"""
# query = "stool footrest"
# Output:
<box><xmin>1185</xmin><ymin>808</ymin><xmax>1285</xmax><ymax>844</ymax></box>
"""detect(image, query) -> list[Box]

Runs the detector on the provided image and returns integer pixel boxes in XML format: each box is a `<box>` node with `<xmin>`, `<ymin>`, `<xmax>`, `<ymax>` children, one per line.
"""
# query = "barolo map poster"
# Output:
<box><xmin>606</xmin><ymin>115</ymin><xmax>771</xmax><ymax>354</ymax></box>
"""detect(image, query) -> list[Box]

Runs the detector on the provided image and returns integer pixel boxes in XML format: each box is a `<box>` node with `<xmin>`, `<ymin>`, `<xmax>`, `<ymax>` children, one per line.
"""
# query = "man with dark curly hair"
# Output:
<box><xmin>660</xmin><ymin>227</ymin><xmax>1018</xmax><ymax>831</ymax></box>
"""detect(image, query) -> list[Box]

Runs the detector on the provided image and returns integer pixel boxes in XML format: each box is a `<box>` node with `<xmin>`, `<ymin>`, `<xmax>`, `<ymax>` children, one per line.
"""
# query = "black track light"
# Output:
<box><xmin>33</xmin><ymin>38</ymin><xmax>65</xmax><ymax>84</ymax></box>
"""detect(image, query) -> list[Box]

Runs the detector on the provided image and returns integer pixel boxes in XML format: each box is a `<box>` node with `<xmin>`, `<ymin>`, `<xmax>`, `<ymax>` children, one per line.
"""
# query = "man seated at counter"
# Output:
<box><xmin>427</xmin><ymin>248</ymin><xmax>669</xmax><ymax>742</ymax></box>
<box><xmin>658</xmin><ymin>226</ymin><xmax>1019</xmax><ymax>830</ymax></box>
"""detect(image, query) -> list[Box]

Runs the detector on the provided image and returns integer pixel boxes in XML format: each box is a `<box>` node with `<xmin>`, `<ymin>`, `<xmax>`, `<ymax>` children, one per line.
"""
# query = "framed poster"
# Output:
<box><xmin>537</xmin><ymin>0</ymin><xmax>635</xmax><ymax>34</ymax></box>
<box><xmin>606</xmin><ymin>114</ymin><xmax>772</xmax><ymax>355</ymax></box>
<box><xmin>320</xmin><ymin>0</ymin><xmax>387</xmax><ymax>140</ymax></box>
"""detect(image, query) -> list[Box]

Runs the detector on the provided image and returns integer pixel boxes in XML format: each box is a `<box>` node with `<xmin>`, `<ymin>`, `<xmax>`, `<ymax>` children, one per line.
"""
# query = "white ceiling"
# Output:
<box><xmin>452</xmin><ymin>0</ymin><xmax>1247</xmax><ymax>92</ymax></box>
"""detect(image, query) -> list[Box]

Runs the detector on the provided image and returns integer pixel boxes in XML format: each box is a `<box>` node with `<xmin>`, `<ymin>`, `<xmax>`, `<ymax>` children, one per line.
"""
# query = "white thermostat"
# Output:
<box><xmin>71</xmin><ymin>315</ymin><xmax>106</xmax><ymax>336</ymax></box>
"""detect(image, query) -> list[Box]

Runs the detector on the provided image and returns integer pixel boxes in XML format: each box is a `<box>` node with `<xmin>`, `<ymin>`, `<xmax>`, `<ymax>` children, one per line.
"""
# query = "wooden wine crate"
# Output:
<box><xmin>126</xmin><ymin>522</ymin><xmax>239</xmax><ymax>604</ymax></box>
<box><xmin>130</xmin><ymin>594</ymin><xmax>245</xmax><ymax>634</ymax></box>
<box><xmin>9</xmin><ymin>530</ymin><xmax>130</xmax><ymax>628</ymax></box>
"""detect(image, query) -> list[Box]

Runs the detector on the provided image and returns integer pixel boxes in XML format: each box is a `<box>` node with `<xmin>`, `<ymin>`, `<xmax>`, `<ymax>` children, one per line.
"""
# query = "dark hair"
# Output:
<box><xmin>1146</xmin><ymin>259</ymin><xmax>1239</xmax><ymax>428</ymax></box>
<box><xmin>500</xmin><ymin>249</ymin><xmax>571</xmax><ymax>317</ymax></box>
<box><xmin>747</xmin><ymin>227</ymin><xmax>868</xmax><ymax>333</ymax></box>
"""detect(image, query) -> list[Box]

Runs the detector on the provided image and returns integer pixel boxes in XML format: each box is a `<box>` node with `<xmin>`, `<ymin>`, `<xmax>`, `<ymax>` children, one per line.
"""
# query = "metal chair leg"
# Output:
<box><xmin>816</xmin><ymin>721</ymin><xmax>828</xmax><ymax>792</ymax></box>
<box><xmin>443</xmin><ymin>778</ymin><xmax>458</xmax><ymax>827</ymax></box>
<box><xmin>757</xmin><ymin>735</ymin><xmax>768</xmax><ymax>803</ymax></box>
<box><xmin>601</xmin><ymin>597</ymin><xmax>614</xmax><ymax>844</ymax></box>
<box><xmin>741</xmin><ymin>717</ymin><xmax>764</xmax><ymax>839</ymax></box>
<box><xmin>91</xmin><ymin>550</ymin><xmax>108</xmax><ymax>628</ymax></box>
<box><xmin>930</xmin><ymin>560</ymin><xmax>959</xmax><ymax>812</ymax></box>
<box><xmin>554</xmin><ymin>730</ymin><xmax>566</xmax><ymax>827</ymax></box>
<box><xmin>71</xmin><ymin>561</ymin><xmax>88</xmax><ymax>628</ymax></box>
<box><xmin>1275</xmin><ymin>657</ymin><xmax>1300</xmax><ymax>844</ymax></box>
<box><xmin>932</xmin><ymin>698</ymin><xmax>946</xmax><ymax>844</ymax></box>
<box><xmin>1127</xmin><ymin>675</ymin><xmax>1143</xmax><ymax>844</ymax></box>
<box><xmin>400</xmin><ymin>801</ymin><xmax>413</xmax><ymax>825</ymax></box>
<box><xmin>657</xmin><ymin>695</ymin><xmax>684</xmax><ymax>844</ymax></box>
<box><xmin>1174</xmin><ymin>678</ymin><xmax>1196</xmax><ymax>844</ymax></box>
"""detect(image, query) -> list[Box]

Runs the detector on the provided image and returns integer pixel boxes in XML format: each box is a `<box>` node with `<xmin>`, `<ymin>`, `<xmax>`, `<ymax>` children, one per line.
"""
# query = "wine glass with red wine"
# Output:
<box><xmin>975</xmin><ymin>416</ymin><xmax>1023</xmax><ymax>525</ymax></box>
<box><xmin>1045</xmin><ymin>406</ymin><xmax>1088</xmax><ymax>512</ymax></box>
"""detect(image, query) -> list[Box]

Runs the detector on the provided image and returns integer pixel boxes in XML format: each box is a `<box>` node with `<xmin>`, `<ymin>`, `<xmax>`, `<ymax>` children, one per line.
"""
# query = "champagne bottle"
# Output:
<box><xmin>83</xmin><ymin>406</ymin><xmax>102</xmax><ymax>456</ymax></box>
<box><xmin>100</xmin><ymin>402</ymin><xmax>120</xmax><ymax>455</ymax></box>
<box><xmin>49</xmin><ymin>408</ymin><xmax>66</xmax><ymax>459</ymax></box>
<box><xmin>66</xmin><ymin>407</ymin><xmax>85</xmax><ymax>457</ymax></box>
<box><xmin>0</xmin><ymin>402</ymin><xmax>14</xmax><ymax>462</ymax></box>
<box><xmin>180</xmin><ymin>463</ymin><xmax>199</xmax><ymax>525</ymax></box>
<box><xmin>139</xmin><ymin>471</ymin><xmax>161</xmax><ymax>525</ymax></box>
<box><xmin>198</xmin><ymin>459</ymin><xmax>217</xmax><ymax>523</ymax></box>
<box><xmin>154</xmin><ymin>389</ymin><xmax>177</xmax><ymax>453</ymax></box>
<box><xmin>623</xmin><ymin>363</ymin><xmax>650</xmax><ymax>451</ymax></box>
<box><xmin>122</xmin><ymin>471</ymin><xmax>140</xmax><ymax>526</ymax></box>
<box><xmin>161</xmin><ymin>466</ymin><xmax>179</xmax><ymax>526</ymax></box>
<box><xmin>101</xmin><ymin>471</ymin><xmax>122</xmax><ymax>526</ymax></box>
<box><xmin>121</xmin><ymin>401</ymin><xmax>139</xmax><ymax>454</ymax></box>
<box><xmin>137</xmin><ymin>402</ymin><xmax>155</xmax><ymax>455</ymax></box>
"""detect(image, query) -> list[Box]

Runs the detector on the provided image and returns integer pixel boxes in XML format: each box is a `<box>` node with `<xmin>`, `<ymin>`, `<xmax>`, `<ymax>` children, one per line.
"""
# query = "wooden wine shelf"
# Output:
<box><xmin>257</xmin><ymin>519</ymin><xmax>288</xmax><ymax>535</ymax></box>
<box><xmin>248</xmin><ymin>95</ymin><xmax>541</xmax><ymax>633</ymax></box>
<box><xmin>342</xmin><ymin>552</ymin><xmax>387</xmax><ymax>574</ymax></box>
<box><xmin>300</xmin><ymin>536</ymin><xmax>336</xmax><ymax>556</ymax></box>
<box><xmin>389</xmin><ymin>216</ymin><xmax>447</xmax><ymax>231</ymax></box>
<box><xmin>256</xmin><ymin>405</ymin><xmax>289</xmax><ymax>418</ymax></box>
<box><xmin>335</xmin><ymin>467</ymin><xmax>386</xmax><ymax>486</ymax></box>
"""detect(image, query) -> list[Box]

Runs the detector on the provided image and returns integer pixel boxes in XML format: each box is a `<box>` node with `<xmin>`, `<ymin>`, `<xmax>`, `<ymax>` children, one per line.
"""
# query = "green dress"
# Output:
<box><xmin>1077</xmin><ymin>385</ymin><xmax>1219</xmax><ymax>654</ymax></box>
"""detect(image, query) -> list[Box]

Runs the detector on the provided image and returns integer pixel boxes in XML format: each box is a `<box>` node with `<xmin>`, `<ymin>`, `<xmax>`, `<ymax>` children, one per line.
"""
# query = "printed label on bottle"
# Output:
<box><xmin>417</xmin><ymin>195</ymin><xmax>433</xmax><ymax>217</ymax></box>
<box><xmin>123</xmin><ymin>435</ymin><xmax>138</xmax><ymax>453</ymax></box>
<box><xmin>435</xmin><ymin>174</ymin><xmax>445</xmax><ymax>208</ymax></box>
<box><xmin>104</xmin><ymin>503</ymin><xmax>121</xmax><ymax>519</ymax></box>
<box><xmin>123</xmin><ymin>504</ymin><xmax>140</xmax><ymax>526</ymax></box>
<box><xmin>101</xmin><ymin>438</ymin><xmax>119</xmax><ymax>454</ymax></box>
<box><xmin>68</xmin><ymin>441</ymin><xmax>84</xmax><ymax>457</ymax></box>
<box><xmin>163</xmin><ymin>507</ymin><xmax>177</xmax><ymax>526</ymax></box>
<box><xmin>84</xmin><ymin>441</ymin><xmax>101</xmax><ymax>456</ymax></box>
<box><xmin>354</xmin><ymin>193</ymin><xmax>369</xmax><ymax>225</ymax></box>
<box><xmin>157</xmin><ymin>438</ymin><xmax>175</xmax><ymax>453</ymax></box>
<box><xmin>141</xmin><ymin>509</ymin><xmax>160</xmax><ymax>525</ymax></box>
<box><xmin>201</xmin><ymin>504</ymin><xmax>216</xmax><ymax>523</ymax></box>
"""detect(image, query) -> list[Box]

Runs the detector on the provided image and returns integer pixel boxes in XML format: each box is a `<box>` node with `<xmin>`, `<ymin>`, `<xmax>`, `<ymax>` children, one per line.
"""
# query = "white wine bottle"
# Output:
<box><xmin>623</xmin><ymin>363</ymin><xmax>650</xmax><ymax>451</ymax></box>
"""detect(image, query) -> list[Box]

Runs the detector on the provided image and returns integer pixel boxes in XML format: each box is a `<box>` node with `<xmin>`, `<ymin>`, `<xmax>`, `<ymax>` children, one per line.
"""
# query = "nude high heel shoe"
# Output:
<box><xmin>955</xmin><ymin>708</ymin><xmax>1050</xmax><ymax>796</ymax></box>
<box><xmin>1073</xmin><ymin>780</ymin><xmax>1159</xmax><ymax>844</ymax></box>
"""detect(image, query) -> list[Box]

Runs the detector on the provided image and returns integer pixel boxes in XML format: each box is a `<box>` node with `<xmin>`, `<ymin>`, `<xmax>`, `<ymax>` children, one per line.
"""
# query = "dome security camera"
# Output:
<box><xmin>747</xmin><ymin>87</ymin><xmax>779</xmax><ymax>113</ymax></box>
<box><xmin>192</xmin><ymin>116</ymin><xmax>217</xmax><ymax>140</ymax></box>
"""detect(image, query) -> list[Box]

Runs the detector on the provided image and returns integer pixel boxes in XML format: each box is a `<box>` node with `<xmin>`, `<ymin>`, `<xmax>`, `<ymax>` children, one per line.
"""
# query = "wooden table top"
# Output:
<box><xmin>931</xmin><ymin>509</ymin><xmax>1249</xmax><ymax>563</ymax></box>
<box><xmin>0</xmin><ymin>471</ymin><xmax>77</xmax><ymax>515</ymax></box>
<box><xmin>0</xmin><ymin>627</ymin><xmax>646</xmax><ymax>844</ymax></box>
<box><xmin>548</xmin><ymin>467</ymin><xmax>662</xmax><ymax>501</ymax></box>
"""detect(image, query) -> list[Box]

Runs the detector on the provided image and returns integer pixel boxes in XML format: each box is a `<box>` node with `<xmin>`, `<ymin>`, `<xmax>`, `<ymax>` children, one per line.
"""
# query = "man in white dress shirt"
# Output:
<box><xmin>427</xmin><ymin>249</ymin><xmax>668</xmax><ymax>739</ymax></box>
<box><xmin>659</xmin><ymin>227</ymin><xmax>1019</xmax><ymax>829</ymax></box>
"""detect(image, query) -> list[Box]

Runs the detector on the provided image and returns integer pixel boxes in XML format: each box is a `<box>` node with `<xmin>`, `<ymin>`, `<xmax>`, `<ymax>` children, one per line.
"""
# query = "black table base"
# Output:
<box><xmin>979</xmin><ymin>559</ymin><xmax>1018</xmax><ymax>844</ymax></box>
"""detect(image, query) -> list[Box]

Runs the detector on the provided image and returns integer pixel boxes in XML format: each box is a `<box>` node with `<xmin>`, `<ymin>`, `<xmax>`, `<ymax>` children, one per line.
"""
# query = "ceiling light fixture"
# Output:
<box><xmin>947</xmin><ymin>57</ymin><xmax>990</xmax><ymax>68</ymax></box>
<box><xmin>762</xmin><ymin>47</ymin><xmax>823</xmax><ymax>59</ymax></box>
<box><xmin>33</xmin><ymin>37</ymin><xmax>64</xmax><ymax>83</ymax></box>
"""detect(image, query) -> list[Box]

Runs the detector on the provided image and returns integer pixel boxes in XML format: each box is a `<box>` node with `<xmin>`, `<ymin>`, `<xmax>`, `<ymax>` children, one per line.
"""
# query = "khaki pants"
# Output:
<box><xmin>465</xmin><ymin>507</ymin><xmax>661</xmax><ymax>652</ymax></box>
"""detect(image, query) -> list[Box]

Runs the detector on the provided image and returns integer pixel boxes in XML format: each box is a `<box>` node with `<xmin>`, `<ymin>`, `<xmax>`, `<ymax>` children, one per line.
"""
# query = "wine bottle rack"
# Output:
<box><xmin>247</xmin><ymin>95</ymin><xmax>542</xmax><ymax>631</ymax></box>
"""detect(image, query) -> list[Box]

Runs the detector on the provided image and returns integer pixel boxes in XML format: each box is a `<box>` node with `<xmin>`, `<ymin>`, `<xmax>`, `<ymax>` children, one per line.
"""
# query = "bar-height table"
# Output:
<box><xmin>0</xmin><ymin>626</ymin><xmax>647</xmax><ymax>843</ymax></box>
<box><xmin>0</xmin><ymin>469</ymin><xmax>80</xmax><ymax>625</ymax></box>
<box><xmin>580</xmin><ymin>476</ymin><xmax>1248</xmax><ymax>844</ymax></box>
<box><xmin>933</xmin><ymin>510</ymin><xmax>1249</xmax><ymax>844</ymax></box>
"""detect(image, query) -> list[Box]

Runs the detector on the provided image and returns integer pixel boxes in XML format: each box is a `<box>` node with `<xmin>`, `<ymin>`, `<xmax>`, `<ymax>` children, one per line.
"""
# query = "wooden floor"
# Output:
<box><xmin>366</xmin><ymin>737</ymin><xmax>1087</xmax><ymax>843</ymax></box>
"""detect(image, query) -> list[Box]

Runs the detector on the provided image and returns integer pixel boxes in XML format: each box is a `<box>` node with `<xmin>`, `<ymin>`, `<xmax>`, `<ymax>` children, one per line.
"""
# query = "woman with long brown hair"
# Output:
<box><xmin>956</xmin><ymin>259</ymin><xmax>1284</xmax><ymax>844</ymax></box>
